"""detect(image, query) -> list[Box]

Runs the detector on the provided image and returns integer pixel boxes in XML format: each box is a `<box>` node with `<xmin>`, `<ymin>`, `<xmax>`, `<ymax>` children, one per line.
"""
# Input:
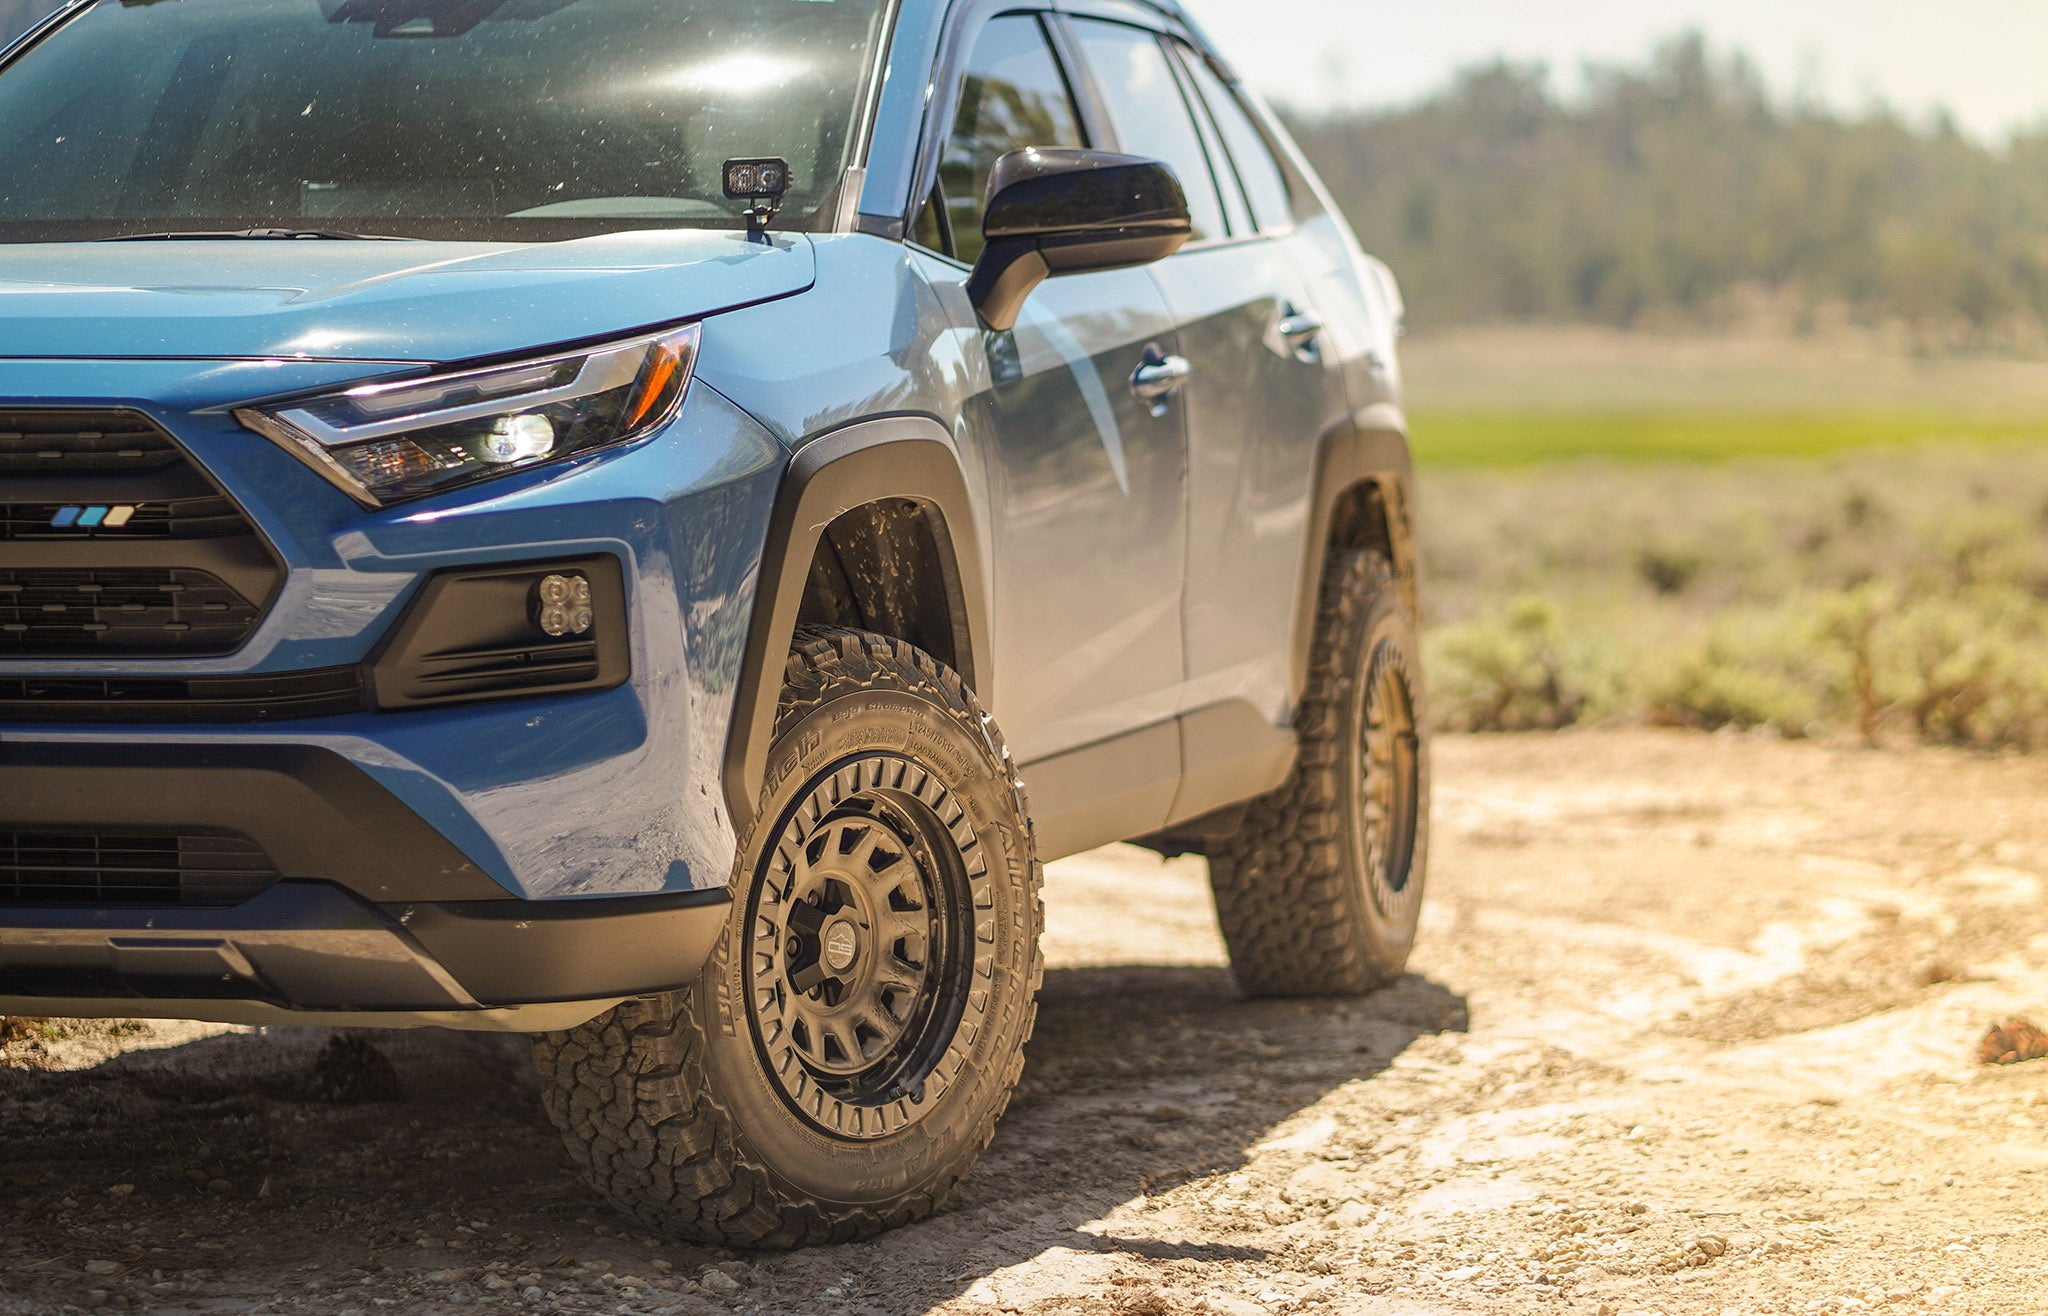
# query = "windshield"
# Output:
<box><xmin>0</xmin><ymin>0</ymin><xmax>889</xmax><ymax>242</ymax></box>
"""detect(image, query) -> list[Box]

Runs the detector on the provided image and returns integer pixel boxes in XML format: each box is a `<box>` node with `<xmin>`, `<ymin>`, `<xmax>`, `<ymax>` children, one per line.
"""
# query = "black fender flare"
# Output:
<box><xmin>1288</xmin><ymin>401</ymin><xmax>1419</xmax><ymax>704</ymax></box>
<box><xmin>721</xmin><ymin>415</ymin><xmax>993</xmax><ymax>830</ymax></box>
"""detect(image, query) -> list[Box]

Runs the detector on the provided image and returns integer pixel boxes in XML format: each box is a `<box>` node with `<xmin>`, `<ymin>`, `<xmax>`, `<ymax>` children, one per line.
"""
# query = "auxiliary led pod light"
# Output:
<box><xmin>236</xmin><ymin>324</ymin><xmax>700</xmax><ymax>508</ymax></box>
<box><xmin>534</xmin><ymin>572</ymin><xmax>594</xmax><ymax>638</ymax></box>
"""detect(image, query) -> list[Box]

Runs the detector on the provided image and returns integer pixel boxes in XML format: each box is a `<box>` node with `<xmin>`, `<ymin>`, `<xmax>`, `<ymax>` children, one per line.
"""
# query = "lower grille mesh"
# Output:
<box><xmin>0</xmin><ymin>830</ymin><xmax>279</xmax><ymax>906</ymax></box>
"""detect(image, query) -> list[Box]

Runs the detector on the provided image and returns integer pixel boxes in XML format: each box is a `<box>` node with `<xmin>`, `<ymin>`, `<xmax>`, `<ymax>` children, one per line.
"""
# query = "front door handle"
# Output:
<box><xmin>1131</xmin><ymin>351</ymin><xmax>1192</xmax><ymax>414</ymax></box>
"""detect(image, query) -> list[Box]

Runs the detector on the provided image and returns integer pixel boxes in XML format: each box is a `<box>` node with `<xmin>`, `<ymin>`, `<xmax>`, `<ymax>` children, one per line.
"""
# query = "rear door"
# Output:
<box><xmin>1062</xmin><ymin>16</ymin><xmax>1348</xmax><ymax>742</ymax></box>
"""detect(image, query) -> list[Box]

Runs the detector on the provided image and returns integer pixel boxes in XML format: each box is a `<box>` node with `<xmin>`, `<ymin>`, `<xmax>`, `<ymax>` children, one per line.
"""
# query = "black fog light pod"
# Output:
<box><xmin>370</xmin><ymin>556</ymin><xmax>629</xmax><ymax>709</ymax></box>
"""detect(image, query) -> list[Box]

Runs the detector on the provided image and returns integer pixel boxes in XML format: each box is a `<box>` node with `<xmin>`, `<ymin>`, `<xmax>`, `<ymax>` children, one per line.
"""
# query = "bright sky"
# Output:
<box><xmin>1182</xmin><ymin>0</ymin><xmax>2048</xmax><ymax>142</ymax></box>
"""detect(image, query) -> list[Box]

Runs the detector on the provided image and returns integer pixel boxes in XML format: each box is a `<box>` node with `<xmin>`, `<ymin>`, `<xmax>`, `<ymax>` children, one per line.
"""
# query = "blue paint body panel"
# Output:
<box><xmin>0</xmin><ymin>0</ymin><xmax>1406</xmax><ymax>934</ymax></box>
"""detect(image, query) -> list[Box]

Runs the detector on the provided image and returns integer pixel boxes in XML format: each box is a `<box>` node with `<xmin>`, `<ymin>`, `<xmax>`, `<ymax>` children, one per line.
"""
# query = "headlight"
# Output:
<box><xmin>235</xmin><ymin>324</ymin><xmax>700</xmax><ymax>508</ymax></box>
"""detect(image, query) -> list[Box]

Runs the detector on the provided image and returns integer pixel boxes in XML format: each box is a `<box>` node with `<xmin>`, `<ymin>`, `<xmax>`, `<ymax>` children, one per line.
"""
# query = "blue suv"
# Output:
<box><xmin>0</xmin><ymin>0</ymin><xmax>1426</xmax><ymax>1246</ymax></box>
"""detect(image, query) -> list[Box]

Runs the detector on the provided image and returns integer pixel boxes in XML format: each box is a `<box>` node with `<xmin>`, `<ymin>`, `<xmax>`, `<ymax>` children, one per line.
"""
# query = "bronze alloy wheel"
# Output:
<box><xmin>1357</xmin><ymin>636</ymin><xmax>1424</xmax><ymax>923</ymax></box>
<box><xmin>534</xmin><ymin>629</ymin><xmax>1042</xmax><ymax>1248</ymax></box>
<box><xmin>745</xmin><ymin>754</ymin><xmax>986</xmax><ymax>1139</ymax></box>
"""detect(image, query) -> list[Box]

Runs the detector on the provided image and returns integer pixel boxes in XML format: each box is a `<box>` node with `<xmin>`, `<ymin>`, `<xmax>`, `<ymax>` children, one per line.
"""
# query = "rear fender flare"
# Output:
<box><xmin>1288</xmin><ymin>402</ymin><xmax>1418</xmax><ymax>705</ymax></box>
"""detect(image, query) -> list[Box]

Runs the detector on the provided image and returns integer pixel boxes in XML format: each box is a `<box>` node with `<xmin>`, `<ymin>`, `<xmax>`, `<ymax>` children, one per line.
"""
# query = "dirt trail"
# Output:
<box><xmin>3</xmin><ymin>729</ymin><xmax>2046</xmax><ymax>1316</ymax></box>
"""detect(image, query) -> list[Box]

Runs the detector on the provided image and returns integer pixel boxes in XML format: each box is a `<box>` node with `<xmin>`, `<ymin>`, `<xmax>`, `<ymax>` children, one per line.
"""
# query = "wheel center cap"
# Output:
<box><xmin>822</xmin><ymin>918</ymin><xmax>861</xmax><ymax>973</ymax></box>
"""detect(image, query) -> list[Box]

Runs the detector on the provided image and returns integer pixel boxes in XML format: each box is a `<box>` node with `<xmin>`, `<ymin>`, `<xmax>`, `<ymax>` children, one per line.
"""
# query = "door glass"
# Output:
<box><xmin>1179</xmin><ymin>48</ymin><xmax>1294</xmax><ymax>234</ymax></box>
<box><xmin>935</xmin><ymin>14</ymin><xmax>1085</xmax><ymax>264</ymax></box>
<box><xmin>1067</xmin><ymin>19</ymin><xmax>1225</xmax><ymax>242</ymax></box>
<box><xmin>1170</xmin><ymin>44</ymin><xmax>1251</xmax><ymax>237</ymax></box>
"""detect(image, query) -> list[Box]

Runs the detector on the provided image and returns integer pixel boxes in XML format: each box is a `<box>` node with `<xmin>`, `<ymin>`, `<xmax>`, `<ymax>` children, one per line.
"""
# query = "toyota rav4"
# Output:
<box><xmin>0</xmin><ymin>0</ymin><xmax>1427</xmax><ymax>1247</ymax></box>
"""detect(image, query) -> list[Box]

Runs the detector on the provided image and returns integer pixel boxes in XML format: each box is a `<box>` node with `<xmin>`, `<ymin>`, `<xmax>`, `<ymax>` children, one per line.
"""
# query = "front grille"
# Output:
<box><xmin>0</xmin><ymin>829</ymin><xmax>279</xmax><ymax>906</ymax></box>
<box><xmin>0</xmin><ymin>494</ymin><xmax>251</xmax><ymax>540</ymax></box>
<box><xmin>0</xmin><ymin>411</ymin><xmax>182</xmax><ymax>477</ymax></box>
<box><xmin>0</xmin><ymin>408</ymin><xmax>280</xmax><ymax>656</ymax></box>
<box><xmin>0</xmin><ymin>567</ymin><xmax>262</xmax><ymax>654</ymax></box>
<box><xmin>0</xmin><ymin>665</ymin><xmax>365</xmax><ymax>723</ymax></box>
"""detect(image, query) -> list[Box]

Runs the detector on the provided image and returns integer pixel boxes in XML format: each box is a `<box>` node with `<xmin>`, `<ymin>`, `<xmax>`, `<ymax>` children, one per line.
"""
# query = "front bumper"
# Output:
<box><xmin>0</xmin><ymin>362</ymin><xmax>783</xmax><ymax>1027</ymax></box>
<box><xmin>0</xmin><ymin>882</ymin><xmax>728</xmax><ymax>1032</ymax></box>
<box><xmin>0</xmin><ymin>742</ymin><xmax>730</xmax><ymax>1029</ymax></box>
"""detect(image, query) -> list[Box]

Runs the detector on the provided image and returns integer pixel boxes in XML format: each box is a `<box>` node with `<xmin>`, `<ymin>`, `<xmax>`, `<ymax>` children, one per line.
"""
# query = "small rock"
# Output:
<box><xmin>84</xmin><ymin>1260</ymin><xmax>123</xmax><ymax>1275</ymax></box>
<box><xmin>652</xmin><ymin>1259</ymin><xmax>674</xmax><ymax>1274</ymax></box>
<box><xmin>700</xmin><ymin>1271</ymin><xmax>741</xmax><ymax>1296</ymax></box>
<box><xmin>1979</xmin><ymin>1018</ymin><xmax>2048</xmax><ymax>1066</ymax></box>
<box><xmin>1694</xmin><ymin>1233</ymin><xmax>1728</xmax><ymax>1257</ymax></box>
<box><xmin>107</xmin><ymin>1184</ymin><xmax>135</xmax><ymax>1197</ymax></box>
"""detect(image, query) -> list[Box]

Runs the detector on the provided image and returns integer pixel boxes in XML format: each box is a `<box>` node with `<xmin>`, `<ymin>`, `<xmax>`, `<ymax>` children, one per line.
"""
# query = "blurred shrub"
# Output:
<box><xmin>1645</xmin><ymin>612</ymin><xmax>1818</xmax><ymax>736</ymax></box>
<box><xmin>1420</xmin><ymin>443</ymin><xmax>2048</xmax><ymax>750</ymax></box>
<box><xmin>1885</xmin><ymin>590</ymin><xmax>2048</xmax><ymax>750</ymax></box>
<box><xmin>1426</xmin><ymin>597</ymin><xmax>1591</xmax><ymax>732</ymax></box>
<box><xmin>1635</xmin><ymin>542</ymin><xmax>1705</xmax><ymax>595</ymax></box>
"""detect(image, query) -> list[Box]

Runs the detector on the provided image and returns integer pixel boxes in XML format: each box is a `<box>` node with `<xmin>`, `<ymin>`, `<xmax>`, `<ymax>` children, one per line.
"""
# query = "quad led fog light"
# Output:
<box><xmin>535</xmin><ymin>572</ymin><xmax>594</xmax><ymax>637</ymax></box>
<box><xmin>370</xmin><ymin>557</ymin><xmax>628</xmax><ymax>709</ymax></box>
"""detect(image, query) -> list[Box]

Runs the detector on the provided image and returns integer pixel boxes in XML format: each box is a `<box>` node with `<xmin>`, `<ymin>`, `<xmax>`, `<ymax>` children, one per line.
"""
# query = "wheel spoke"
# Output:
<box><xmin>873</xmin><ymin>951</ymin><xmax>924</xmax><ymax>992</ymax></box>
<box><xmin>873</xmin><ymin>904</ymin><xmax>926</xmax><ymax>945</ymax></box>
<box><xmin>825</xmin><ymin>1020</ymin><xmax>863</xmax><ymax>1066</ymax></box>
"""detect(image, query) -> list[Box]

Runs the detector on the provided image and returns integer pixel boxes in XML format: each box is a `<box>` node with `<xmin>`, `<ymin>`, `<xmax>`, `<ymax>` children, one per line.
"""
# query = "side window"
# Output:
<box><xmin>1067</xmin><ymin>18</ymin><xmax>1225</xmax><ymax>243</ymax></box>
<box><xmin>1169</xmin><ymin>42</ymin><xmax>1251</xmax><ymax>238</ymax></box>
<box><xmin>933</xmin><ymin>13</ymin><xmax>1085</xmax><ymax>265</ymax></box>
<box><xmin>1180</xmin><ymin>48</ymin><xmax>1294</xmax><ymax>234</ymax></box>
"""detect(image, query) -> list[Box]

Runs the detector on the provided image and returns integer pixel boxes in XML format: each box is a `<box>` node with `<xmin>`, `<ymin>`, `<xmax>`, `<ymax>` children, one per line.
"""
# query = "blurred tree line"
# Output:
<box><xmin>1287</xmin><ymin>33</ymin><xmax>2048</xmax><ymax>338</ymax></box>
<box><xmin>3</xmin><ymin>7</ymin><xmax>2036</xmax><ymax>342</ymax></box>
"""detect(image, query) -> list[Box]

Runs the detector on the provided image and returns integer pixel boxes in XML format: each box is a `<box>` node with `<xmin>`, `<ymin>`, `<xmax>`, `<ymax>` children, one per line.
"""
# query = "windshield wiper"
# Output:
<box><xmin>95</xmin><ymin>228</ymin><xmax>414</xmax><ymax>241</ymax></box>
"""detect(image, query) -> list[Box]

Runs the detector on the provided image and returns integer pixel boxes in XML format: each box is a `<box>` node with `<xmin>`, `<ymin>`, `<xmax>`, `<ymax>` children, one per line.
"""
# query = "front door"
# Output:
<box><xmin>914</xmin><ymin>12</ymin><xmax>1188</xmax><ymax>767</ymax></box>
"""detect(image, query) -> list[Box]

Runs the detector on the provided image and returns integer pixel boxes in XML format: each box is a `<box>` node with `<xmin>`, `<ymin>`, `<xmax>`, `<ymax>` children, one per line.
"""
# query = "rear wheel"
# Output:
<box><xmin>534</xmin><ymin>628</ymin><xmax>1042</xmax><ymax>1247</ymax></box>
<box><xmin>1207</xmin><ymin>549</ymin><xmax>1429</xmax><ymax>996</ymax></box>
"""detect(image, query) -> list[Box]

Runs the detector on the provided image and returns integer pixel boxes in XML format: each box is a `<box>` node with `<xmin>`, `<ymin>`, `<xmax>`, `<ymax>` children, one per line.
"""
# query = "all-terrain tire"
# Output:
<box><xmin>533</xmin><ymin>627</ymin><xmax>1043</xmax><ymax>1248</ymax></box>
<box><xmin>1207</xmin><ymin>549</ymin><xmax>1429</xmax><ymax>997</ymax></box>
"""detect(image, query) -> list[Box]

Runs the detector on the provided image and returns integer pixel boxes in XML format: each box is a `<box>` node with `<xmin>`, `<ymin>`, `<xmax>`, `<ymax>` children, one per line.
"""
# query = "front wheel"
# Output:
<box><xmin>1207</xmin><ymin>549</ymin><xmax>1429</xmax><ymax>997</ymax></box>
<box><xmin>534</xmin><ymin>628</ymin><xmax>1043</xmax><ymax>1248</ymax></box>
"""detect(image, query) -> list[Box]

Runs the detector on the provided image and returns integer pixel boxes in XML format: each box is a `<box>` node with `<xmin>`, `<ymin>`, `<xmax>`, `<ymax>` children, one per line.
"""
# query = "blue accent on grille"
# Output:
<box><xmin>50</xmin><ymin>507</ymin><xmax>81</xmax><ymax>527</ymax></box>
<box><xmin>75</xmin><ymin>506</ymin><xmax>107</xmax><ymax>528</ymax></box>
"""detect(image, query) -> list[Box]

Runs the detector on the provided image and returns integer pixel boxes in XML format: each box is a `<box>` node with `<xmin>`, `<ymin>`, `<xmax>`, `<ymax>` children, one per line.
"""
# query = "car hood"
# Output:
<box><xmin>0</xmin><ymin>230</ymin><xmax>814</xmax><ymax>364</ymax></box>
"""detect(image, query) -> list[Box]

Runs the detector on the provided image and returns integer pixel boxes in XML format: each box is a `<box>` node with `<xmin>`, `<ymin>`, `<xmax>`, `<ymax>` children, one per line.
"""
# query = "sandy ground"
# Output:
<box><xmin>3</xmin><ymin>728</ymin><xmax>2046</xmax><ymax>1316</ymax></box>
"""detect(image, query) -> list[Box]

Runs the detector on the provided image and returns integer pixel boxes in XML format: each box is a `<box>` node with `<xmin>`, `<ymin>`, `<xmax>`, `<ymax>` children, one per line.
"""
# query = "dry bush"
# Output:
<box><xmin>1426</xmin><ymin>597</ymin><xmax>1595</xmax><ymax>731</ymax></box>
<box><xmin>1420</xmin><ymin>441</ymin><xmax>2048</xmax><ymax>747</ymax></box>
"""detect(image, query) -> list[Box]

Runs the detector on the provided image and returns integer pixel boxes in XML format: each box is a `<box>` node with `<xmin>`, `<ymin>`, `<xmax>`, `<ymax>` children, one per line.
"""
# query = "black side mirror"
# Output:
<box><xmin>966</xmin><ymin>148</ymin><xmax>1193</xmax><ymax>332</ymax></box>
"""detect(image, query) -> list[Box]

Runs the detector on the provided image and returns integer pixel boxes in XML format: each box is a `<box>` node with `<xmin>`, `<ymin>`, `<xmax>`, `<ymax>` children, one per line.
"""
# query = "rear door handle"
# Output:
<box><xmin>1278</xmin><ymin>313</ymin><xmax>1323</xmax><ymax>345</ymax></box>
<box><xmin>1277</xmin><ymin>307</ymin><xmax>1324</xmax><ymax>358</ymax></box>
<box><xmin>1131</xmin><ymin>353</ymin><xmax>1192</xmax><ymax>408</ymax></box>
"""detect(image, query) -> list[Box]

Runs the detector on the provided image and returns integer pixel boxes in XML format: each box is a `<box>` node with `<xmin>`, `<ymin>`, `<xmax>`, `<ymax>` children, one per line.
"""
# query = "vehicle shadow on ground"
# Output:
<box><xmin>0</xmin><ymin>964</ymin><xmax>1466</xmax><ymax>1313</ymax></box>
<box><xmin>859</xmin><ymin>963</ymin><xmax>1468</xmax><ymax>1310</ymax></box>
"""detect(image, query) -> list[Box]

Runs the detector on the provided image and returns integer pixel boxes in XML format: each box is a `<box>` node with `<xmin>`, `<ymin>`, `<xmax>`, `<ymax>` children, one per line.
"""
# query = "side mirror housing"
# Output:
<box><xmin>966</xmin><ymin>148</ymin><xmax>1193</xmax><ymax>332</ymax></box>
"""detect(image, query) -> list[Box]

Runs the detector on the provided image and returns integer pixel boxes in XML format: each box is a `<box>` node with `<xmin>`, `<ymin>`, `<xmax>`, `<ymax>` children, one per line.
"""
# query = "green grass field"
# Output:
<box><xmin>1405</xmin><ymin>329</ymin><xmax>2048</xmax><ymax>749</ymax></box>
<box><xmin>1414</xmin><ymin>409</ymin><xmax>2048</xmax><ymax>466</ymax></box>
<box><xmin>1401</xmin><ymin>326</ymin><xmax>2048</xmax><ymax>466</ymax></box>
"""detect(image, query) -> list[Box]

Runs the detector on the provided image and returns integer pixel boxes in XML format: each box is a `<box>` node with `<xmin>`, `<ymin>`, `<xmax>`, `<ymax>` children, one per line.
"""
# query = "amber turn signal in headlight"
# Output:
<box><xmin>236</xmin><ymin>325</ymin><xmax>700</xmax><ymax>508</ymax></box>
